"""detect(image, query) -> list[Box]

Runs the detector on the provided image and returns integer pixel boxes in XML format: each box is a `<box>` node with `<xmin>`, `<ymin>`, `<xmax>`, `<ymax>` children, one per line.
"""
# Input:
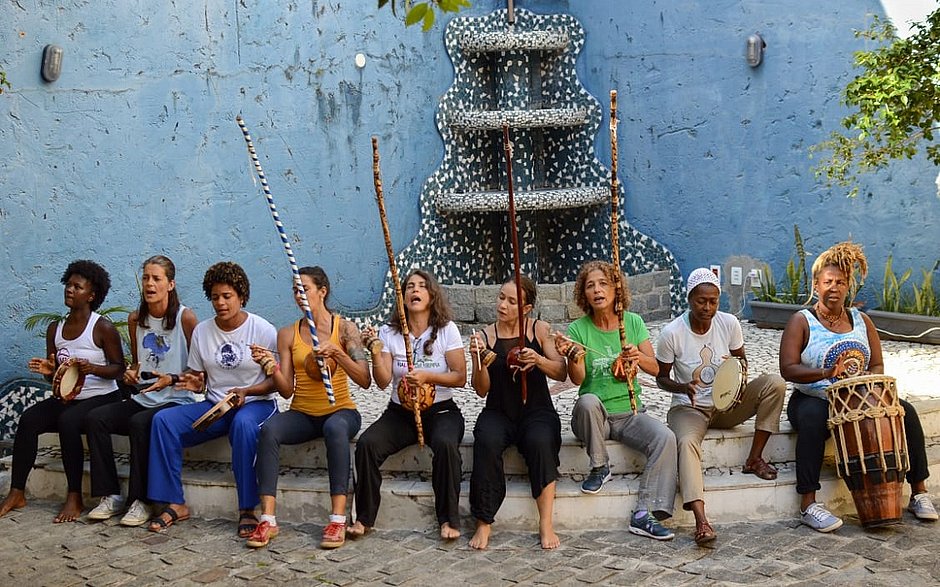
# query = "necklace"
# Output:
<box><xmin>816</xmin><ymin>303</ymin><xmax>844</xmax><ymax>327</ymax></box>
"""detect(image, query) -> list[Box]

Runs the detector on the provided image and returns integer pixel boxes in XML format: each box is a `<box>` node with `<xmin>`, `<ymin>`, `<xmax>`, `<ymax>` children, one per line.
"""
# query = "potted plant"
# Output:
<box><xmin>749</xmin><ymin>225</ymin><xmax>811</xmax><ymax>329</ymax></box>
<box><xmin>866</xmin><ymin>256</ymin><xmax>940</xmax><ymax>344</ymax></box>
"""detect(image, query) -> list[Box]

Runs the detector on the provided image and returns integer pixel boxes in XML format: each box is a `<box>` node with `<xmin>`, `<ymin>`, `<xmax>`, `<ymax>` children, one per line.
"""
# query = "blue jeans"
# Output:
<box><xmin>147</xmin><ymin>399</ymin><xmax>277</xmax><ymax>510</ymax></box>
<box><xmin>256</xmin><ymin>408</ymin><xmax>361</xmax><ymax>496</ymax></box>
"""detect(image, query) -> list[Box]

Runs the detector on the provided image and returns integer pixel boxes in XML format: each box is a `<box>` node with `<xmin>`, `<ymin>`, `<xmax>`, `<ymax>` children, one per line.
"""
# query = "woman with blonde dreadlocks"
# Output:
<box><xmin>779</xmin><ymin>242</ymin><xmax>937</xmax><ymax>532</ymax></box>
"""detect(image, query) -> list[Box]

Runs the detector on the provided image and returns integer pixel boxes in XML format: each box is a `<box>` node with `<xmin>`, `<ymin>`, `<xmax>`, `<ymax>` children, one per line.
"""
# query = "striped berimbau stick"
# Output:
<box><xmin>236</xmin><ymin>115</ymin><xmax>335</xmax><ymax>405</ymax></box>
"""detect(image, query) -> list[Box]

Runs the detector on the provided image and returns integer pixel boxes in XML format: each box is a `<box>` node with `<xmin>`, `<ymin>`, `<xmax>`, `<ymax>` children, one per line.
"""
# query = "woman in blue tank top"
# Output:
<box><xmin>780</xmin><ymin>242</ymin><xmax>936</xmax><ymax>533</ymax></box>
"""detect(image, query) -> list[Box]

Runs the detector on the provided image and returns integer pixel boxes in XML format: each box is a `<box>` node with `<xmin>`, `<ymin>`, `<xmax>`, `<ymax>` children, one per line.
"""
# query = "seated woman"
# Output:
<box><xmin>347</xmin><ymin>269</ymin><xmax>467</xmax><ymax>541</ymax></box>
<box><xmin>0</xmin><ymin>260</ymin><xmax>124</xmax><ymax>523</ymax></box>
<box><xmin>468</xmin><ymin>276</ymin><xmax>567</xmax><ymax>550</ymax></box>
<box><xmin>83</xmin><ymin>255</ymin><xmax>198</xmax><ymax>526</ymax></box>
<box><xmin>146</xmin><ymin>261</ymin><xmax>278</xmax><ymax>537</ymax></box>
<box><xmin>780</xmin><ymin>242</ymin><xmax>937</xmax><ymax>532</ymax></box>
<box><xmin>247</xmin><ymin>266</ymin><xmax>369</xmax><ymax>550</ymax></box>
<box><xmin>555</xmin><ymin>260</ymin><xmax>677</xmax><ymax>541</ymax></box>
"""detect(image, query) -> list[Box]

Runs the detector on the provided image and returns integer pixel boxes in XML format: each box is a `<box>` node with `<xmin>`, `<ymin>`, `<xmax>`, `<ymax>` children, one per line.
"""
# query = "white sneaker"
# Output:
<box><xmin>120</xmin><ymin>499</ymin><xmax>152</xmax><ymax>527</ymax></box>
<box><xmin>909</xmin><ymin>493</ymin><xmax>939</xmax><ymax>521</ymax></box>
<box><xmin>88</xmin><ymin>495</ymin><xmax>126</xmax><ymax>520</ymax></box>
<box><xmin>800</xmin><ymin>502</ymin><xmax>843</xmax><ymax>533</ymax></box>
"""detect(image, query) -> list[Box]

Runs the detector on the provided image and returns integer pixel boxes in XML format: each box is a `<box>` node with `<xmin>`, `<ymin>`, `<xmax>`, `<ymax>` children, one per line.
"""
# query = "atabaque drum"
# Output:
<box><xmin>52</xmin><ymin>360</ymin><xmax>85</xmax><ymax>401</ymax></box>
<box><xmin>825</xmin><ymin>374</ymin><xmax>909</xmax><ymax>528</ymax></box>
<box><xmin>192</xmin><ymin>392</ymin><xmax>238</xmax><ymax>432</ymax></box>
<box><xmin>712</xmin><ymin>357</ymin><xmax>747</xmax><ymax>412</ymax></box>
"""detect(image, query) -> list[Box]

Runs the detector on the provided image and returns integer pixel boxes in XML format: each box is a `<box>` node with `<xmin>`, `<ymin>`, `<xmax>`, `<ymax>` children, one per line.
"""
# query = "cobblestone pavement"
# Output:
<box><xmin>2</xmin><ymin>499</ymin><xmax>938</xmax><ymax>586</ymax></box>
<box><xmin>345</xmin><ymin>321</ymin><xmax>940</xmax><ymax>435</ymax></box>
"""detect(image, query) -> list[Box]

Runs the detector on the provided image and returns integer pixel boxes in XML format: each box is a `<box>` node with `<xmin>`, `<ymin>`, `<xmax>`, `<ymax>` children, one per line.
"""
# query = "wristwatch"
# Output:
<box><xmin>170</xmin><ymin>373</ymin><xmax>180</xmax><ymax>385</ymax></box>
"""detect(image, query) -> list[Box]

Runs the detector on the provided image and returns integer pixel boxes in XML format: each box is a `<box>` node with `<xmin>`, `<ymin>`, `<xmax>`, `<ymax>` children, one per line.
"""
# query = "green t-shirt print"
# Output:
<box><xmin>567</xmin><ymin>312</ymin><xmax>650</xmax><ymax>414</ymax></box>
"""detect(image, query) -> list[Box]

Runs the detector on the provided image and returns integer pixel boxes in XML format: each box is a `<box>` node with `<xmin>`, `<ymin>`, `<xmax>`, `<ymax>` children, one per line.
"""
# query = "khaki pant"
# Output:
<box><xmin>667</xmin><ymin>373</ymin><xmax>786</xmax><ymax>508</ymax></box>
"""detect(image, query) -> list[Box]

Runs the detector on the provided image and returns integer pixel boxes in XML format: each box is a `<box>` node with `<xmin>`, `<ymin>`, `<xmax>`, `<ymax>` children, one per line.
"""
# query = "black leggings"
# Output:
<box><xmin>354</xmin><ymin>400</ymin><xmax>464</xmax><ymax>527</ymax></box>
<box><xmin>788</xmin><ymin>392</ymin><xmax>929</xmax><ymax>495</ymax></box>
<box><xmin>84</xmin><ymin>399</ymin><xmax>175</xmax><ymax>502</ymax></box>
<box><xmin>470</xmin><ymin>407</ymin><xmax>561</xmax><ymax>524</ymax></box>
<box><xmin>11</xmin><ymin>392</ymin><xmax>122</xmax><ymax>493</ymax></box>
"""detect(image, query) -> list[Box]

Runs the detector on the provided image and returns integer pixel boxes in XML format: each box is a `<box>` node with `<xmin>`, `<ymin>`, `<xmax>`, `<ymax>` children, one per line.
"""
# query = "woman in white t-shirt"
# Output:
<box><xmin>83</xmin><ymin>255</ymin><xmax>199</xmax><ymax>527</ymax></box>
<box><xmin>146</xmin><ymin>262</ymin><xmax>278</xmax><ymax>538</ymax></box>
<box><xmin>347</xmin><ymin>270</ymin><xmax>467</xmax><ymax>541</ymax></box>
<box><xmin>0</xmin><ymin>260</ymin><xmax>125</xmax><ymax>523</ymax></box>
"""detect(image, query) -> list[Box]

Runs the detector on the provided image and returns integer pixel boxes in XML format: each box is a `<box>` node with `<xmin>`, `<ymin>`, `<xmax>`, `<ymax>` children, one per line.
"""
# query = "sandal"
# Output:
<box><xmin>743</xmin><ymin>457</ymin><xmax>778</xmax><ymax>480</ymax></box>
<box><xmin>238</xmin><ymin>512</ymin><xmax>259</xmax><ymax>538</ymax></box>
<box><xmin>694</xmin><ymin>521</ymin><xmax>717</xmax><ymax>545</ymax></box>
<box><xmin>148</xmin><ymin>506</ymin><xmax>190</xmax><ymax>533</ymax></box>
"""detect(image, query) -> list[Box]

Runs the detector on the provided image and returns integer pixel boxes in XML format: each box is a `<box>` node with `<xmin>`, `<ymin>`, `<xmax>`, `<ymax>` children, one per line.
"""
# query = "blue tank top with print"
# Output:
<box><xmin>794</xmin><ymin>307</ymin><xmax>870</xmax><ymax>401</ymax></box>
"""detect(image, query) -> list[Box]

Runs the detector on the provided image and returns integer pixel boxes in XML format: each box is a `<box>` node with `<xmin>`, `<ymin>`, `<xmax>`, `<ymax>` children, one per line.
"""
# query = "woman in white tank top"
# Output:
<box><xmin>0</xmin><ymin>260</ymin><xmax>125</xmax><ymax>523</ymax></box>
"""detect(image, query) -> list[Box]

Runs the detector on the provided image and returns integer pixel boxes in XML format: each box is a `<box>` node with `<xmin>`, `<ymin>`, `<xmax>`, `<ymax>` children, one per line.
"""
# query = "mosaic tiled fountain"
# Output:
<box><xmin>352</xmin><ymin>7</ymin><xmax>683</xmax><ymax>324</ymax></box>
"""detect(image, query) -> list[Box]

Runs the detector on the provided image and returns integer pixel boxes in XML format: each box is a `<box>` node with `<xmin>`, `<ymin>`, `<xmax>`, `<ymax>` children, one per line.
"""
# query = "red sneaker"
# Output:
<box><xmin>246</xmin><ymin>521</ymin><xmax>279</xmax><ymax>548</ymax></box>
<box><xmin>320</xmin><ymin>521</ymin><xmax>346</xmax><ymax>549</ymax></box>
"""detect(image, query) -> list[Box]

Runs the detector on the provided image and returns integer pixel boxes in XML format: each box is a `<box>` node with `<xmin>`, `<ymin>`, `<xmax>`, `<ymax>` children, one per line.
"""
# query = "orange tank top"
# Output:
<box><xmin>289</xmin><ymin>315</ymin><xmax>357</xmax><ymax>416</ymax></box>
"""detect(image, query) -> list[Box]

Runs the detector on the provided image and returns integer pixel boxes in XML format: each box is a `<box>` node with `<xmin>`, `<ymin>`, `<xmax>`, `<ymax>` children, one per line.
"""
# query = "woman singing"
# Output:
<box><xmin>468</xmin><ymin>276</ymin><xmax>567</xmax><ymax>550</ymax></box>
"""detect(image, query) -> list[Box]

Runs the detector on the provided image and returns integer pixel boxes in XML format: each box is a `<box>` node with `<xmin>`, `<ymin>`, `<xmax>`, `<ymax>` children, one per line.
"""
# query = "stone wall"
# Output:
<box><xmin>445</xmin><ymin>270</ymin><xmax>672</xmax><ymax>329</ymax></box>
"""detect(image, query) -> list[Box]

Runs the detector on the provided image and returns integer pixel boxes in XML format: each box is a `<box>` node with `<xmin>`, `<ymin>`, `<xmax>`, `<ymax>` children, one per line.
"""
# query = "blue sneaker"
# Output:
<box><xmin>629</xmin><ymin>511</ymin><xmax>675</xmax><ymax>541</ymax></box>
<box><xmin>581</xmin><ymin>465</ymin><xmax>612</xmax><ymax>494</ymax></box>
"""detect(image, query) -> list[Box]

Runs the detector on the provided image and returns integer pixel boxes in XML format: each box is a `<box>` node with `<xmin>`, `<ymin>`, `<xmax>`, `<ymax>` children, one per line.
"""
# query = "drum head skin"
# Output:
<box><xmin>712</xmin><ymin>357</ymin><xmax>746</xmax><ymax>412</ymax></box>
<box><xmin>53</xmin><ymin>361</ymin><xmax>85</xmax><ymax>401</ymax></box>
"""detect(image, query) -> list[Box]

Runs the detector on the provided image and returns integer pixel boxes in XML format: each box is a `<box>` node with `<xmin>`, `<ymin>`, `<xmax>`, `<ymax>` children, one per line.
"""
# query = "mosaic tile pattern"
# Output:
<box><xmin>350</xmin><ymin>8</ymin><xmax>684</xmax><ymax>325</ymax></box>
<box><xmin>0</xmin><ymin>378</ymin><xmax>53</xmax><ymax>440</ymax></box>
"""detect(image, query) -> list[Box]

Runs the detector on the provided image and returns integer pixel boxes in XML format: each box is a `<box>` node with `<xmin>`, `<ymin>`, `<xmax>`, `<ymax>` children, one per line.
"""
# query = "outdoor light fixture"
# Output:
<box><xmin>41</xmin><ymin>44</ymin><xmax>63</xmax><ymax>82</ymax></box>
<box><xmin>746</xmin><ymin>33</ymin><xmax>765</xmax><ymax>67</ymax></box>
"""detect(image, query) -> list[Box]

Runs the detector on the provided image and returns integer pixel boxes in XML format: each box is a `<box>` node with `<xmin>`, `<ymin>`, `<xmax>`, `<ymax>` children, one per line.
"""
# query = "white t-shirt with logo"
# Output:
<box><xmin>378</xmin><ymin>321</ymin><xmax>463</xmax><ymax>405</ymax></box>
<box><xmin>187</xmin><ymin>312</ymin><xmax>277</xmax><ymax>404</ymax></box>
<box><xmin>655</xmin><ymin>310</ymin><xmax>744</xmax><ymax>409</ymax></box>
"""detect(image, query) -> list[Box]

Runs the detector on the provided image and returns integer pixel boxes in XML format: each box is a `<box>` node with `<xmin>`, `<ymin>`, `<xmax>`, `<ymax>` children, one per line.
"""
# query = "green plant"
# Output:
<box><xmin>878</xmin><ymin>255</ymin><xmax>912</xmax><ymax>313</ymax></box>
<box><xmin>908</xmin><ymin>269</ymin><xmax>939</xmax><ymax>316</ymax></box>
<box><xmin>751</xmin><ymin>225</ymin><xmax>809</xmax><ymax>304</ymax></box>
<box><xmin>0</xmin><ymin>69</ymin><xmax>9</xmax><ymax>94</ymax></box>
<box><xmin>24</xmin><ymin>305</ymin><xmax>134</xmax><ymax>360</ymax></box>
<box><xmin>380</xmin><ymin>0</ymin><xmax>472</xmax><ymax>31</ymax></box>
<box><xmin>811</xmin><ymin>9</ymin><xmax>940</xmax><ymax>197</ymax></box>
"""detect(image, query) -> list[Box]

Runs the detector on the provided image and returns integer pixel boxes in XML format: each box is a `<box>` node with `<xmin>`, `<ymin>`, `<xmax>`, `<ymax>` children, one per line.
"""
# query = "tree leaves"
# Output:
<box><xmin>811</xmin><ymin>8</ymin><xmax>940</xmax><ymax>197</ymax></box>
<box><xmin>379</xmin><ymin>0</ymin><xmax>472</xmax><ymax>31</ymax></box>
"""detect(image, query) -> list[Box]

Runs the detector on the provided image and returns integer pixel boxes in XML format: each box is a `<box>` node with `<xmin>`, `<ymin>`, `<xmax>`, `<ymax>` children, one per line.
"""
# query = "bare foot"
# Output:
<box><xmin>539</xmin><ymin>525</ymin><xmax>560</xmax><ymax>550</ymax></box>
<box><xmin>440</xmin><ymin>522</ymin><xmax>460</xmax><ymax>540</ymax></box>
<box><xmin>346</xmin><ymin>520</ymin><xmax>371</xmax><ymax>538</ymax></box>
<box><xmin>0</xmin><ymin>490</ymin><xmax>27</xmax><ymax>518</ymax></box>
<box><xmin>469</xmin><ymin>521</ymin><xmax>491</xmax><ymax>550</ymax></box>
<box><xmin>53</xmin><ymin>492</ymin><xmax>84</xmax><ymax>523</ymax></box>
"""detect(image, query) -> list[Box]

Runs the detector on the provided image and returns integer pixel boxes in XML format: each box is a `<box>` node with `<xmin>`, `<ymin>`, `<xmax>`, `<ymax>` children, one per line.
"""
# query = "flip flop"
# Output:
<box><xmin>238</xmin><ymin>512</ymin><xmax>259</xmax><ymax>538</ymax></box>
<box><xmin>148</xmin><ymin>506</ymin><xmax>189</xmax><ymax>533</ymax></box>
<box><xmin>694</xmin><ymin>521</ymin><xmax>717</xmax><ymax>545</ymax></box>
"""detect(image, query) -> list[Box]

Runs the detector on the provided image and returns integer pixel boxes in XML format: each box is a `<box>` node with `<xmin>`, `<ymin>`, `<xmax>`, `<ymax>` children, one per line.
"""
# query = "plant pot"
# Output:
<box><xmin>866</xmin><ymin>310</ymin><xmax>940</xmax><ymax>345</ymax></box>
<box><xmin>749</xmin><ymin>301</ymin><xmax>808</xmax><ymax>330</ymax></box>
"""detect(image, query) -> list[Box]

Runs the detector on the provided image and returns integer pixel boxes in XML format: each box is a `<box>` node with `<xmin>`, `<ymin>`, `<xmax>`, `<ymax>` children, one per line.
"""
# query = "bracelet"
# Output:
<box><xmin>170</xmin><ymin>373</ymin><xmax>180</xmax><ymax>385</ymax></box>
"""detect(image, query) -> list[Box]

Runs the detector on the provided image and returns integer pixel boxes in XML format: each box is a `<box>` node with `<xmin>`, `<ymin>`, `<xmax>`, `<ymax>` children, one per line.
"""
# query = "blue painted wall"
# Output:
<box><xmin>1</xmin><ymin>0</ymin><xmax>938</xmax><ymax>382</ymax></box>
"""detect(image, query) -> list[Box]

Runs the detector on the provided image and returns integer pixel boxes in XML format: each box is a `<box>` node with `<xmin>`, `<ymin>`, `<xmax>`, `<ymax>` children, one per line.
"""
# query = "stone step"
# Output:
<box><xmin>9</xmin><ymin>444</ymin><xmax>940</xmax><ymax>532</ymax></box>
<box><xmin>107</xmin><ymin>398</ymin><xmax>940</xmax><ymax>476</ymax></box>
<box><xmin>6</xmin><ymin>399</ymin><xmax>938</xmax><ymax>532</ymax></box>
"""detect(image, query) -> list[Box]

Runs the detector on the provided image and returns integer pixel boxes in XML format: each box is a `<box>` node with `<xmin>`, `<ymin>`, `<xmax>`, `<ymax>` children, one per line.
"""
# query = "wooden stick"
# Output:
<box><xmin>371</xmin><ymin>136</ymin><xmax>426</xmax><ymax>447</ymax></box>
<box><xmin>501</xmin><ymin>123</ymin><xmax>528</xmax><ymax>405</ymax></box>
<box><xmin>236</xmin><ymin>116</ymin><xmax>335</xmax><ymax>404</ymax></box>
<box><xmin>609</xmin><ymin>91</ymin><xmax>638</xmax><ymax>413</ymax></box>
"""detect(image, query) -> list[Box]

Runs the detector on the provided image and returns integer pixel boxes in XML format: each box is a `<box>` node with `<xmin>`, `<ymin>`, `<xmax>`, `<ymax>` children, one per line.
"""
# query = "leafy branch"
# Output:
<box><xmin>0</xmin><ymin>69</ymin><xmax>10</xmax><ymax>95</ymax></box>
<box><xmin>379</xmin><ymin>0</ymin><xmax>472</xmax><ymax>32</ymax></box>
<box><xmin>811</xmin><ymin>9</ymin><xmax>940</xmax><ymax>197</ymax></box>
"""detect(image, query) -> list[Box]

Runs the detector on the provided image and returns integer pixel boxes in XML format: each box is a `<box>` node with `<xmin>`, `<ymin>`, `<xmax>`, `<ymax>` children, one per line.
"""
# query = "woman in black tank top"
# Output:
<box><xmin>468</xmin><ymin>277</ymin><xmax>568</xmax><ymax>550</ymax></box>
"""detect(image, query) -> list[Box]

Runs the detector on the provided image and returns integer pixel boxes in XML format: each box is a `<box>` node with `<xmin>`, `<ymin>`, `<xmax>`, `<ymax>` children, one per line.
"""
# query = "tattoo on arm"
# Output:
<box><xmin>349</xmin><ymin>348</ymin><xmax>368</xmax><ymax>361</ymax></box>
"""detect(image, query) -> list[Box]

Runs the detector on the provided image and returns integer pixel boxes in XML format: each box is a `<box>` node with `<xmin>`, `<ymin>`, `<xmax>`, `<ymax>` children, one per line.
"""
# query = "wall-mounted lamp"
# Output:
<box><xmin>41</xmin><ymin>44</ymin><xmax>63</xmax><ymax>82</ymax></box>
<box><xmin>746</xmin><ymin>33</ymin><xmax>765</xmax><ymax>67</ymax></box>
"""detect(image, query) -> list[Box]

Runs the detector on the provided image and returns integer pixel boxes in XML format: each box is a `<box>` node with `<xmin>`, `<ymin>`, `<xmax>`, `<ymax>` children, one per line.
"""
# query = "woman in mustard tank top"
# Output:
<box><xmin>249</xmin><ymin>266</ymin><xmax>370</xmax><ymax>550</ymax></box>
